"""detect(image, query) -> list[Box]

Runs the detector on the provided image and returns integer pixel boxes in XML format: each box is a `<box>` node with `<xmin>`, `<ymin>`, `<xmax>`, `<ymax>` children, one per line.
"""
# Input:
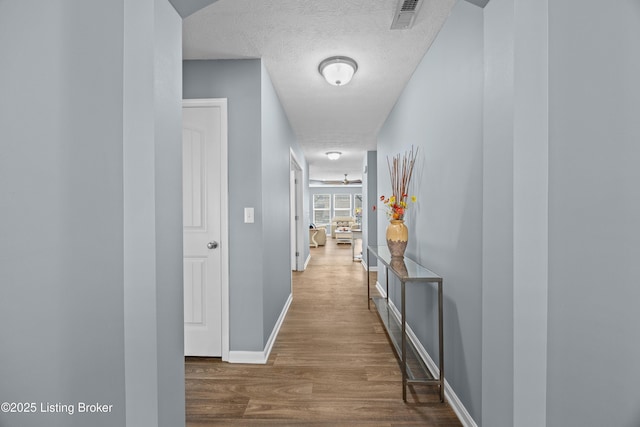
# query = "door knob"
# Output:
<box><xmin>207</xmin><ymin>241</ymin><xmax>219</xmax><ymax>249</ymax></box>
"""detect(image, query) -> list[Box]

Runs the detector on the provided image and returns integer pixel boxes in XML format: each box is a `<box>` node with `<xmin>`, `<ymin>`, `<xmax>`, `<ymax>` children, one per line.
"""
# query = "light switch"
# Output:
<box><xmin>244</xmin><ymin>207</ymin><xmax>254</xmax><ymax>223</ymax></box>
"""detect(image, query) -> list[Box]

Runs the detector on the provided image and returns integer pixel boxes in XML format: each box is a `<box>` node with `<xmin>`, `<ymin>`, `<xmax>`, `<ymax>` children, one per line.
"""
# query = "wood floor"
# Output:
<box><xmin>185</xmin><ymin>238</ymin><xmax>462</xmax><ymax>426</ymax></box>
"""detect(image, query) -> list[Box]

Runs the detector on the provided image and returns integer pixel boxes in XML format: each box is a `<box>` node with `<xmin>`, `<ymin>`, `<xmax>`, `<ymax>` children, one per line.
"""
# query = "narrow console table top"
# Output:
<box><xmin>367</xmin><ymin>245</ymin><xmax>442</xmax><ymax>283</ymax></box>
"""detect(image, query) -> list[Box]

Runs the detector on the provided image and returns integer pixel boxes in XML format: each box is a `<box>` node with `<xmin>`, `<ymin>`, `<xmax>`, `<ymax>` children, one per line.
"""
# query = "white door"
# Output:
<box><xmin>290</xmin><ymin>170</ymin><xmax>296</xmax><ymax>270</ymax></box>
<box><xmin>289</xmin><ymin>157</ymin><xmax>304</xmax><ymax>271</ymax></box>
<box><xmin>183</xmin><ymin>101</ymin><xmax>225</xmax><ymax>357</ymax></box>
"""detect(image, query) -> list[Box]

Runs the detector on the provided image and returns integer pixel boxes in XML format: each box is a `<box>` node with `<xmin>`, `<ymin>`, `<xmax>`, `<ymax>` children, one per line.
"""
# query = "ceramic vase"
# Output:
<box><xmin>386</xmin><ymin>219</ymin><xmax>408</xmax><ymax>258</ymax></box>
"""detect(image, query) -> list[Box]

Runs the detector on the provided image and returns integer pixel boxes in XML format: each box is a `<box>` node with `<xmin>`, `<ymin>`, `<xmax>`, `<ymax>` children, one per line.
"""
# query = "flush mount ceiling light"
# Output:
<box><xmin>326</xmin><ymin>151</ymin><xmax>342</xmax><ymax>160</ymax></box>
<box><xmin>318</xmin><ymin>56</ymin><xmax>358</xmax><ymax>86</ymax></box>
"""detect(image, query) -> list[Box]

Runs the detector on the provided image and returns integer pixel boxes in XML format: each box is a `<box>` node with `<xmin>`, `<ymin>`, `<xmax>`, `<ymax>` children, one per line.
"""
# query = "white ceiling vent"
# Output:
<box><xmin>390</xmin><ymin>0</ymin><xmax>423</xmax><ymax>30</ymax></box>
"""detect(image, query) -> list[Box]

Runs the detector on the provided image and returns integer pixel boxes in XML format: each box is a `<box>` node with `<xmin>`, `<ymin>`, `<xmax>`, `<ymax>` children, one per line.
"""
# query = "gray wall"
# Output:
<box><xmin>483</xmin><ymin>0</ymin><xmax>550</xmax><ymax>425</ymax></box>
<box><xmin>483</xmin><ymin>0</ymin><xmax>640</xmax><ymax>426</ymax></box>
<box><xmin>151</xmin><ymin>2</ymin><xmax>185</xmax><ymax>425</ymax></box>
<box><xmin>482</xmin><ymin>1</ymin><xmax>515</xmax><ymax>424</ymax></box>
<box><xmin>362</xmin><ymin>151</ymin><xmax>378</xmax><ymax>267</ymax></box>
<box><xmin>260</xmin><ymin>61</ymin><xmax>304</xmax><ymax>345</ymax></box>
<box><xmin>0</xmin><ymin>1</ymin><xmax>184</xmax><ymax>426</ymax></box>
<box><xmin>183</xmin><ymin>59</ymin><xmax>300</xmax><ymax>352</ymax></box>
<box><xmin>377</xmin><ymin>1</ymin><xmax>484</xmax><ymax>422</ymax></box>
<box><xmin>125</xmin><ymin>1</ymin><xmax>184</xmax><ymax>425</ymax></box>
<box><xmin>546</xmin><ymin>0</ymin><xmax>640</xmax><ymax>426</ymax></box>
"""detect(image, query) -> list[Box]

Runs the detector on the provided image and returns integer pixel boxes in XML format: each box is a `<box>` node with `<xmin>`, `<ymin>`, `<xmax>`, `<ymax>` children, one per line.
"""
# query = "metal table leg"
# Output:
<box><xmin>366</xmin><ymin>247</ymin><xmax>370</xmax><ymax>309</ymax></box>
<box><xmin>438</xmin><ymin>281</ymin><xmax>444</xmax><ymax>402</ymax></box>
<box><xmin>401</xmin><ymin>280</ymin><xmax>407</xmax><ymax>402</ymax></box>
<box><xmin>386</xmin><ymin>267</ymin><xmax>389</xmax><ymax>302</ymax></box>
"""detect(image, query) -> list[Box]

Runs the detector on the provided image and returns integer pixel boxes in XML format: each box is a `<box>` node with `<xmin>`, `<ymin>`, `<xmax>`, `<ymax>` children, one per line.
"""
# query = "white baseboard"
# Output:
<box><xmin>227</xmin><ymin>350</ymin><xmax>266</xmax><ymax>364</ymax></box>
<box><xmin>228</xmin><ymin>293</ymin><xmax>293</xmax><ymax>365</ymax></box>
<box><xmin>362</xmin><ymin>260</ymin><xmax>378</xmax><ymax>271</ymax></box>
<box><xmin>376</xmin><ymin>281</ymin><xmax>386</xmax><ymax>298</ymax></box>
<box><xmin>376</xmin><ymin>288</ymin><xmax>477</xmax><ymax>427</ymax></box>
<box><xmin>303</xmin><ymin>253</ymin><xmax>311</xmax><ymax>270</ymax></box>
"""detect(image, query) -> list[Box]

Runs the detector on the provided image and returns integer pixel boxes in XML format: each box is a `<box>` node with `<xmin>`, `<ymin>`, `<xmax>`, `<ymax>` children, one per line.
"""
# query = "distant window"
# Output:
<box><xmin>354</xmin><ymin>194</ymin><xmax>363</xmax><ymax>221</ymax></box>
<box><xmin>313</xmin><ymin>194</ymin><xmax>331</xmax><ymax>227</ymax></box>
<box><xmin>333</xmin><ymin>194</ymin><xmax>351</xmax><ymax>218</ymax></box>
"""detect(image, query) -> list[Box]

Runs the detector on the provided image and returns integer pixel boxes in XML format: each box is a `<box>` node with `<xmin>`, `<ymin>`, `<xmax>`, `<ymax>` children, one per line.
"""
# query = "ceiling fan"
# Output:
<box><xmin>311</xmin><ymin>174</ymin><xmax>362</xmax><ymax>186</ymax></box>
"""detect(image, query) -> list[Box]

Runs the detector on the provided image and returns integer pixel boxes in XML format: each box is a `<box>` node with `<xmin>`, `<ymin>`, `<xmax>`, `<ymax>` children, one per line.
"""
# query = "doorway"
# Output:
<box><xmin>290</xmin><ymin>151</ymin><xmax>305</xmax><ymax>271</ymax></box>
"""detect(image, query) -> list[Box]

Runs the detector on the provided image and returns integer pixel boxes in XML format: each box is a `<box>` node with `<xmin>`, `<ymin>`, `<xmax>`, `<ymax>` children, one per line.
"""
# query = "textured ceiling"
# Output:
<box><xmin>183</xmin><ymin>0</ymin><xmax>456</xmax><ymax>181</ymax></box>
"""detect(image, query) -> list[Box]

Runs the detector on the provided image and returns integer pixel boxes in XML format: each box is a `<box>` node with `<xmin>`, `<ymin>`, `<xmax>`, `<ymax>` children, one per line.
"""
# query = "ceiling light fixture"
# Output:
<box><xmin>326</xmin><ymin>151</ymin><xmax>342</xmax><ymax>160</ymax></box>
<box><xmin>318</xmin><ymin>56</ymin><xmax>358</xmax><ymax>86</ymax></box>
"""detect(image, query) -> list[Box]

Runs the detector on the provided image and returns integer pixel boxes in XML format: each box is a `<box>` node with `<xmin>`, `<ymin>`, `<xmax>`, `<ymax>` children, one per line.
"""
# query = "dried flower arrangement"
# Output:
<box><xmin>379</xmin><ymin>146</ymin><xmax>418</xmax><ymax>220</ymax></box>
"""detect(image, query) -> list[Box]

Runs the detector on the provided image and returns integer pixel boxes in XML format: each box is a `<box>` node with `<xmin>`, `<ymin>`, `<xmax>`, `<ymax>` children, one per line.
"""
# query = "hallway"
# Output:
<box><xmin>185</xmin><ymin>239</ymin><xmax>461</xmax><ymax>426</ymax></box>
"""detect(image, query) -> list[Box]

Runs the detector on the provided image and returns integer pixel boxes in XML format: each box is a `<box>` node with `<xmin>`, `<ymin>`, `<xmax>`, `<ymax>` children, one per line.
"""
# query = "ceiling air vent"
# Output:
<box><xmin>390</xmin><ymin>0</ymin><xmax>423</xmax><ymax>30</ymax></box>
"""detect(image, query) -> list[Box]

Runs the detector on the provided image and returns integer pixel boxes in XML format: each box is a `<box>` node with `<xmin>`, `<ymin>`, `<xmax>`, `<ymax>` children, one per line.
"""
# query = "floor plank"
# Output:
<box><xmin>186</xmin><ymin>238</ymin><xmax>462</xmax><ymax>426</ymax></box>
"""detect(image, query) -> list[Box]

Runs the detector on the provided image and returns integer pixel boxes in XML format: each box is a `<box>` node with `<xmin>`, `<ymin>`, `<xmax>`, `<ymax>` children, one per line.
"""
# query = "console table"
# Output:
<box><xmin>366</xmin><ymin>245</ymin><xmax>444</xmax><ymax>402</ymax></box>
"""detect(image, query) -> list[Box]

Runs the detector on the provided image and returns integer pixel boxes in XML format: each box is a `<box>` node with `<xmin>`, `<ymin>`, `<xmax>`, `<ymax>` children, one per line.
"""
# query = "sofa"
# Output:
<box><xmin>330</xmin><ymin>216</ymin><xmax>357</xmax><ymax>239</ymax></box>
<box><xmin>309</xmin><ymin>227</ymin><xmax>327</xmax><ymax>247</ymax></box>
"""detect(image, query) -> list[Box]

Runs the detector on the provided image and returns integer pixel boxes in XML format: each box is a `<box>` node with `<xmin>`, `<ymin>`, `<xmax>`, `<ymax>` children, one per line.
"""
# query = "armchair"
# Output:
<box><xmin>309</xmin><ymin>226</ymin><xmax>327</xmax><ymax>247</ymax></box>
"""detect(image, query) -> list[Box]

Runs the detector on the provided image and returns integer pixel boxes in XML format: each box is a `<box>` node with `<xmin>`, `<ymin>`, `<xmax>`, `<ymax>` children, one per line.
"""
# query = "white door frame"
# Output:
<box><xmin>290</xmin><ymin>149</ymin><xmax>305</xmax><ymax>271</ymax></box>
<box><xmin>182</xmin><ymin>98</ymin><xmax>229</xmax><ymax>361</ymax></box>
